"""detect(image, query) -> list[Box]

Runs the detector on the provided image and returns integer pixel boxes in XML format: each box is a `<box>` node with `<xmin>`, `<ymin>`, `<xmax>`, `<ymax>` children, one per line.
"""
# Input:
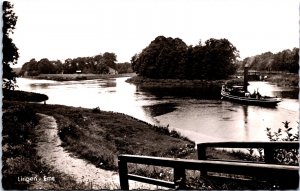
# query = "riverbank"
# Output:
<box><xmin>4</xmin><ymin>100</ymin><xmax>272</xmax><ymax>189</ymax></box>
<box><xmin>126</xmin><ymin>73</ymin><xmax>298</xmax><ymax>89</ymax></box>
<box><xmin>2</xmin><ymin>100</ymin><xmax>195</xmax><ymax>189</ymax></box>
<box><xmin>264</xmin><ymin>73</ymin><xmax>299</xmax><ymax>88</ymax></box>
<box><xmin>126</xmin><ymin>76</ymin><xmax>226</xmax><ymax>88</ymax></box>
<box><xmin>23</xmin><ymin>73</ymin><xmax>136</xmax><ymax>81</ymax></box>
<box><xmin>2</xmin><ymin>104</ymin><xmax>90</xmax><ymax>189</ymax></box>
<box><xmin>3</xmin><ymin>89</ymin><xmax>49</xmax><ymax>102</ymax></box>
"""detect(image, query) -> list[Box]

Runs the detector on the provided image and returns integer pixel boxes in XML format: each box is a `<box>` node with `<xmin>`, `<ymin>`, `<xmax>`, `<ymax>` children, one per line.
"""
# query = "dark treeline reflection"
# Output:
<box><xmin>137</xmin><ymin>86</ymin><xmax>221</xmax><ymax>99</ymax></box>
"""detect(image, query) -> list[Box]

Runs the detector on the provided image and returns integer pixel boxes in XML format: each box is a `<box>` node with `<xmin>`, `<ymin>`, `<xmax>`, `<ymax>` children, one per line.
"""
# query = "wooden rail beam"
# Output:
<box><xmin>118</xmin><ymin>154</ymin><xmax>299</xmax><ymax>190</ymax></box>
<box><xmin>119</xmin><ymin>142</ymin><xmax>299</xmax><ymax>190</ymax></box>
<box><xmin>127</xmin><ymin>174</ymin><xmax>175</xmax><ymax>189</ymax></box>
<box><xmin>197</xmin><ymin>141</ymin><xmax>299</xmax><ymax>164</ymax></box>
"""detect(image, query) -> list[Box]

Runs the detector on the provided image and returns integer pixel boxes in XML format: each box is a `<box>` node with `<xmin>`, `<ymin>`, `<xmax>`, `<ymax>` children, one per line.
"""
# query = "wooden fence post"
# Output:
<box><xmin>174</xmin><ymin>167</ymin><xmax>186</xmax><ymax>189</ymax></box>
<box><xmin>197</xmin><ymin>144</ymin><xmax>207</xmax><ymax>177</ymax></box>
<box><xmin>264</xmin><ymin>146</ymin><xmax>275</xmax><ymax>164</ymax></box>
<box><xmin>118</xmin><ymin>158</ymin><xmax>129</xmax><ymax>190</ymax></box>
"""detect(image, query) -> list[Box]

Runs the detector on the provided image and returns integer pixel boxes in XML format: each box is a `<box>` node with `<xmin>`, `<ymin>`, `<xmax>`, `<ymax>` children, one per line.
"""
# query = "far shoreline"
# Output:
<box><xmin>21</xmin><ymin>73</ymin><xmax>136</xmax><ymax>81</ymax></box>
<box><xmin>19</xmin><ymin>72</ymin><xmax>298</xmax><ymax>89</ymax></box>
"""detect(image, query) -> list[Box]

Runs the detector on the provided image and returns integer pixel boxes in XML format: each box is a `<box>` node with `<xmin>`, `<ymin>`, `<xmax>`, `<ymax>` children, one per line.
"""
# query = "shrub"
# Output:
<box><xmin>265</xmin><ymin>121</ymin><xmax>299</xmax><ymax>165</ymax></box>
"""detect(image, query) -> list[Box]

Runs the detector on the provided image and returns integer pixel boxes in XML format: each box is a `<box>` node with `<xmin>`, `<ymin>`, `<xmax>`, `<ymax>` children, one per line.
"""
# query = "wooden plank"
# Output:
<box><xmin>174</xmin><ymin>167</ymin><xmax>186</xmax><ymax>189</ymax></box>
<box><xmin>206</xmin><ymin>158</ymin><xmax>265</xmax><ymax>164</ymax></box>
<box><xmin>119</xmin><ymin>155</ymin><xmax>299</xmax><ymax>180</ymax></box>
<box><xmin>264</xmin><ymin>146</ymin><xmax>275</xmax><ymax>164</ymax></box>
<box><xmin>197</xmin><ymin>145</ymin><xmax>207</xmax><ymax>176</ymax></box>
<box><xmin>197</xmin><ymin>141</ymin><xmax>299</xmax><ymax>164</ymax></box>
<box><xmin>197</xmin><ymin>141</ymin><xmax>299</xmax><ymax>149</ymax></box>
<box><xmin>127</xmin><ymin>174</ymin><xmax>175</xmax><ymax>189</ymax></box>
<box><xmin>118</xmin><ymin>159</ymin><xmax>129</xmax><ymax>190</ymax></box>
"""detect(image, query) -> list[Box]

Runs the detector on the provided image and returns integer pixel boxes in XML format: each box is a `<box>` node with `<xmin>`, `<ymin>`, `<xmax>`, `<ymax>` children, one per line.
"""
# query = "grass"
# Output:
<box><xmin>3</xmin><ymin>89</ymin><xmax>48</xmax><ymax>102</ymax></box>
<box><xmin>126</xmin><ymin>75</ymin><xmax>226</xmax><ymax>88</ymax></box>
<box><xmin>26</xmin><ymin>73</ymin><xmax>136</xmax><ymax>81</ymax></box>
<box><xmin>3</xmin><ymin>100</ymin><xmax>290</xmax><ymax>189</ymax></box>
<box><xmin>265</xmin><ymin>73</ymin><xmax>299</xmax><ymax>87</ymax></box>
<box><xmin>2</xmin><ymin>103</ymin><xmax>90</xmax><ymax>190</ymax></box>
<box><xmin>23</xmin><ymin>102</ymin><xmax>196</xmax><ymax>171</ymax></box>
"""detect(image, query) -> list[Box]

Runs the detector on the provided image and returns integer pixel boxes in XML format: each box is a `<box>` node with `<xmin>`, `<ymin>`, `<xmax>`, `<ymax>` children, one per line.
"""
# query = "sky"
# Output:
<box><xmin>7</xmin><ymin>0</ymin><xmax>300</xmax><ymax>68</ymax></box>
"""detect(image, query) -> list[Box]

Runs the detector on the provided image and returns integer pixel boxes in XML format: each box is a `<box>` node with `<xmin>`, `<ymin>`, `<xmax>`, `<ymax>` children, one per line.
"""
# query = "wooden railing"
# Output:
<box><xmin>118</xmin><ymin>146</ymin><xmax>299</xmax><ymax>190</ymax></box>
<box><xmin>197</xmin><ymin>141</ymin><xmax>299</xmax><ymax>177</ymax></box>
<box><xmin>197</xmin><ymin>141</ymin><xmax>299</xmax><ymax>163</ymax></box>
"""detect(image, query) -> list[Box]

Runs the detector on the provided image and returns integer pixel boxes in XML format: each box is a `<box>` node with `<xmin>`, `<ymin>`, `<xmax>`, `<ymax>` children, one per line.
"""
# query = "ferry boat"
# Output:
<box><xmin>221</xmin><ymin>85</ymin><xmax>282</xmax><ymax>107</ymax></box>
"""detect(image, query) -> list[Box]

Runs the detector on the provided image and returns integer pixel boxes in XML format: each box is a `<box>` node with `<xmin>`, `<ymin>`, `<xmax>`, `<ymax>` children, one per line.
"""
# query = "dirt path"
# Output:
<box><xmin>35</xmin><ymin>113</ymin><xmax>161</xmax><ymax>190</ymax></box>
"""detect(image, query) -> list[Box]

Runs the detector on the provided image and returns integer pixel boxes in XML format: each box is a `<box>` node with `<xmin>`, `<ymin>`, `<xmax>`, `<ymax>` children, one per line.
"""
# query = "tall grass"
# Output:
<box><xmin>2</xmin><ymin>103</ymin><xmax>92</xmax><ymax>189</ymax></box>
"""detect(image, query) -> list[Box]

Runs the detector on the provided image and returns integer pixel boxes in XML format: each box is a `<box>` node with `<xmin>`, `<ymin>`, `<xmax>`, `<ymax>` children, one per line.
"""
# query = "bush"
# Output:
<box><xmin>265</xmin><ymin>121</ymin><xmax>299</xmax><ymax>165</ymax></box>
<box><xmin>246</xmin><ymin>121</ymin><xmax>299</xmax><ymax>165</ymax></box>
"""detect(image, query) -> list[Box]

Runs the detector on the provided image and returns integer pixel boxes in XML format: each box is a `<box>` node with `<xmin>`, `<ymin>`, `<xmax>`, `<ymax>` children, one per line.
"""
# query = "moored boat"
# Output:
<box><xmin>221</xmin><ymin>85</ymin><xmax>282</xmax><ymax>107</ymax></box>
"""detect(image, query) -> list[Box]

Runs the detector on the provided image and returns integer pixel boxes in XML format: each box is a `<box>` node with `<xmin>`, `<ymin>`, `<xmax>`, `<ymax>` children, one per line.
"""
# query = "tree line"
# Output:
<box><xmin>131</xmin><ymin>36</ymin><xmax>239</xmax><ymax>80</ymax></box>
<box><xmin>237</xmin><ymin>48</ymin><xmax>299</xmax><ymax>73</ymax></box>
<box><xmin>20</xmin><ymin>52</ymin><xmax>118</xmax><ymax>76</ymax></box>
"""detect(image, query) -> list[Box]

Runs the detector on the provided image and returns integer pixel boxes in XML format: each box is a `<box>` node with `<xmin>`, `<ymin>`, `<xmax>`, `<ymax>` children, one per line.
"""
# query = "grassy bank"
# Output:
<box><xmin>24</xmin><ymin>73</ymin><xmax>136</xmax><ymax>81</ymax></box>
<box><xmin>126</xmin><ymin>73</ymin><xmax>299</xmax><ymax>89</ymax></box>
<box><xmin>126</xmin><ymin>76</ymin><xmax>226</xmax><ymax>88</ymax></box>
<box><xmin>3</xmin><ymin>89</ymin><xmax>48</xmax><ymax>102</ymax></box>
<box><xmin>265</xmin><ymin>73</ymin><xmax>299</xmax><ymax>87</ymax></box>
<box><xmin>3</xmin><ymin>100</ymin><xmax>282</xmax><ymax>189</ymax></box>
<box><xmin>2</xmin><ymin>104</ymin><xmax>89</xmax><ymax>190</ymax></box>
<box><xmin>22</xmin><ymin>102</ymin><xmax>196</xmax><ymax>171</ymax></box>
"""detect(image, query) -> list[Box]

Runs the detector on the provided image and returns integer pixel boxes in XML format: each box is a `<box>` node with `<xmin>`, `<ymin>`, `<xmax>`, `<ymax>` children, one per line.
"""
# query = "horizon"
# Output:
<box><xmin>8</xmin><ymin>0</ymin><xmax>299</xmax><ymax>68</ymax></box>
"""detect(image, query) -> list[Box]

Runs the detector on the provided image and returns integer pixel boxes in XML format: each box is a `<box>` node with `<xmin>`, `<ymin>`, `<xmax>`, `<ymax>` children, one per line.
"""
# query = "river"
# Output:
<box><xmin>16</xmin><ymin>77</ymin><xmax>299</xmax><ymax>143</ymax></box>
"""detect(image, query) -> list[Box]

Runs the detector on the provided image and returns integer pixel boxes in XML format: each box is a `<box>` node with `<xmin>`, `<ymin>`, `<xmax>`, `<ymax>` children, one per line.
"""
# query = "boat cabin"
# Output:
<box><xmin>225</xmin><ymin>85</ymin><xmax>246</xmax><ymax>97</ymax></box>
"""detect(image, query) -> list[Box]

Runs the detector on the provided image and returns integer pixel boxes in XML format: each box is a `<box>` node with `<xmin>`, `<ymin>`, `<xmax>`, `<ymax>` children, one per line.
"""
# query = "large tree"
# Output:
<box><xmin>131</xmin><ymin>36</ymin><xmax>188</xmax><ymax>79</ymax></box>
<box><xmin>131</xmin><ymin>36</ymin><xmax>238</xmax><ymax>79</ymax></box>
<box><xmin>2</xmin><ymin>1</ymin><xmax>19</xmax><ymax>89</ymax></box>
<box><xmin>201</xmin><ymin>38</ymin><xmax>239</xmax><ymax>79</ymax></box>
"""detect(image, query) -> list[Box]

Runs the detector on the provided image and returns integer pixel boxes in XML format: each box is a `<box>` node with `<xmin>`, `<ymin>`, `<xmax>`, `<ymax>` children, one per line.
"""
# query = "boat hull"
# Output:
<box><xmin>221</xmin><ymin>90</ymin><xmax>282</xmax><ymax>107</ymax></box>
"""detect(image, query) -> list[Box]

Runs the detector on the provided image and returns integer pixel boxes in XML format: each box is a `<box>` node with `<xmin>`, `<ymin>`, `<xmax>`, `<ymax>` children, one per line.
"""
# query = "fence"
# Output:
<box><xmin>118</xmin><ymin>142</ymin><xmax>299</xmax><ymax>190</ymax></box>
<box><xmin>197</xmin><ymin>141</ymin><xmax>299</xmax><ymax>177</ymax></box>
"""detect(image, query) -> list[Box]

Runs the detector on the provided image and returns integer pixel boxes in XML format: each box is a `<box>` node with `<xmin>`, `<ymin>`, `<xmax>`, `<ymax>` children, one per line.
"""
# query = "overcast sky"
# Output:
<box><xmin>8</xmin><ymin>0</ymin><xmax>299</xmax><ymax>67</ymax></box>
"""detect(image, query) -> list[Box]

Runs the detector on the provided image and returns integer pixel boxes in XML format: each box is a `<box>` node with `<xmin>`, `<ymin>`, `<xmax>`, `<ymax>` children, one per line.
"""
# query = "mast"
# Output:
<box><xmin>244</xmin><ymin>64</ymin><xmax>248</xmax><ymax>92</ymax></box>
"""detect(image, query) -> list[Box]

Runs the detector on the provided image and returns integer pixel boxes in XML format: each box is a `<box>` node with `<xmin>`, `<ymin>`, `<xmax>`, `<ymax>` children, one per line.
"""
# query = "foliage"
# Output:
<box><xmin>19</xmin><ymin>52</ymin><xmax>117</xmax><ymax>76</ymax></box>
<box><xmin>266</xmin><ymin>121</ymin><xmax>299</xmax><ymax>142</ymax></box>
<box><xmin>116</xmin><ymin>62</ymin><xmax>133</xmax><ymax>74</ymax></box>
<box><xmin>2</xmin><ymin>1</ymin><xmax>19</xmax><ymax>89</ymax></box>
<box><xmin>265</xmin><ymin>121</ymin><xmax>299</xmax><ymax>165</ymax></box>
<box><xmin>2</xmin><ymin>103</ymin><xmax>91</xmax><ymax>190</ymax></box>
<box><xmin>247</xmin><ymin>121</ymin><xmax>299</xmax><ymax>165</ymax></box>
<box><xmin>2</xmin><ymin>104</ymin><xmax>38</xmax><ymax>189</ymax></box>
<box><xmin>131</xmin><ymin>36</ymin><xmax>239</xmax><ymax>79</ymax></box>
<box><xmin>237</xmin><ymin>48</ymin><xmax>299</xmax><ymax>73</ymax></box>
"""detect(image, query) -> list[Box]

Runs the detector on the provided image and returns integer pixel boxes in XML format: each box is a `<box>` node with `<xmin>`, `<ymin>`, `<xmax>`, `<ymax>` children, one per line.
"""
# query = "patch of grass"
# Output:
<box><xmin>24</xmin><ymin>102</ymin><xmax>196</xmax><ymax>170</ymax></box>
<box><xmin>3</xmin><ymin>89</ymin><xmax>48</xmax><ymax>102</ymax></box>
<box><xmin>265</xmin><ymin>73</ymin><xmax>299</xmax><ymax>87</ymax></box>
<box><xmin>2</xmin><ymin>102</ymin><xmax>91</xmax><ymax>190</ymax></box>
<box><xmin>126</xmin><ymin>76</ymin><xmax>225</xmax><ymax>88</ymax></box>
<box><xmin>28</xmin><ymin>73</ymin><xmax>136</xmax><ymax>81</ymax></box>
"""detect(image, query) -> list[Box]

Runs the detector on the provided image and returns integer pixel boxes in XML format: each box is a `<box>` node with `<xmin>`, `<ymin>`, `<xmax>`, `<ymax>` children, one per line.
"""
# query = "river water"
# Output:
<box><xmin>16</xmin><ymin>77</ymin><xmax>299</xmax><ymax>143</ymax></box>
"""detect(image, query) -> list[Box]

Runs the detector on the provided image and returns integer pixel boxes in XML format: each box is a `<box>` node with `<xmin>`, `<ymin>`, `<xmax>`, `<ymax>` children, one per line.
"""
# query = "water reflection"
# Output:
<box><xmin>242</xmin><ymin>105</ymin><xmax>249</xmax><ymax>140</ymax></box>
<box><xmin>143</xmin><ymin>103</ymin><xmax>178</xmax><ymax>117</ymax></box>
<box><xmin>16</xmin><ymin>77</ymin><xmax>299</xmax><ymax>143</ymax></box>
<box><xmin>139</xmin><ymin>86</ymin><xmax>221</xmax><ymax>99</ymax></box>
